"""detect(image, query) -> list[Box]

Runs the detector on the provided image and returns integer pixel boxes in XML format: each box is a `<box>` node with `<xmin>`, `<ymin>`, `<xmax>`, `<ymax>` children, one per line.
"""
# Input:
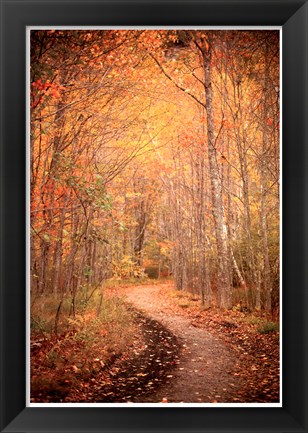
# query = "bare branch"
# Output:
<box><xmin>148</xmin><ymin>52</ymin><xmax>205</xmax><ymax>108</ymax></box>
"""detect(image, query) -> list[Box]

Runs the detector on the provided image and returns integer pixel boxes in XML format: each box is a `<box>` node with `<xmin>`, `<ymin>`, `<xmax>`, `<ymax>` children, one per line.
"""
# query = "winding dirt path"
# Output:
<box><xmin>112</xmin><ymin>283</ymin><xmax>245</xmax><ymax>403</ymax></box>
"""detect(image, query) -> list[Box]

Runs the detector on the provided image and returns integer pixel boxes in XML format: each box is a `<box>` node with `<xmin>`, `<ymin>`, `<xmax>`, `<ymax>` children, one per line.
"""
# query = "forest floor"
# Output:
<box><xmin>100</xmin><ymin>282</ymin><xmax>280</xmax><ymax>403</ymax></box>
<box><xmin>31</xmin><ymin>281</ymin><xmax>280</xmax><ymax>404</ymax></box>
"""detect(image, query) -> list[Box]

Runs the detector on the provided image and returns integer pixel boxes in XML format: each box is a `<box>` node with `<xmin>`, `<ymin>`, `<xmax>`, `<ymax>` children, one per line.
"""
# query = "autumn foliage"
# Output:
<box><xmin>30</xmin><ymin>29</ymin><xmax>280</xmax><ymax>404</ymax></box>
<box><xmin>30</xmin><ymin>31</ymin><xmax>280</xmax><ymax>306</ymax></box>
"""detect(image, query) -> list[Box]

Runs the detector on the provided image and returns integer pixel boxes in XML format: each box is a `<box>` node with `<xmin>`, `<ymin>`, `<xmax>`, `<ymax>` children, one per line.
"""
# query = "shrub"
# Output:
<box><xmin>31</xmin><ymin>291</ymin><xmax>137</xmax><ymax>402</ymax></box>
<box><xmin>258</xmin><ymin>321</ymin><xmax>279</xmax><ymax>334</ymax></box>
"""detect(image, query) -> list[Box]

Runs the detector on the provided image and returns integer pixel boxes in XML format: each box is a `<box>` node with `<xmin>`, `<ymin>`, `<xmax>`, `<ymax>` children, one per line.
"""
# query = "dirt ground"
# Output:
<box><xmin>103</xmin><ymin>283</ymin><xmax>279</xmax><ymax>403</ymax></box>
<box><xmin>31</xmin><ymin>282</ymin><xmax>279</xmax><ymax>404</ymax></box>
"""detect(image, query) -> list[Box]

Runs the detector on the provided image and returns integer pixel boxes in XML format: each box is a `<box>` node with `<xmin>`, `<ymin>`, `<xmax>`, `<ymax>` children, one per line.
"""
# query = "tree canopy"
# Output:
<box><xmin>30</xmin><ymin>29</ymin><xmax>280</xmax><ymax>312</ymax></box>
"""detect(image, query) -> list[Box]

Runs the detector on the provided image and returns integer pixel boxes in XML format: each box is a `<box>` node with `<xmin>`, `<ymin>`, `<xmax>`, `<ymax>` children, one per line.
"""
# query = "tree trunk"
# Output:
<box><xmin>202</xmin><ymin>40</ymin><xmax>231</xmax><ymax>308</ymax></box>
<box><xmin>261</xmin><ymin>41</ymin><xmax>272</xmax><ymax>313</ymax></box>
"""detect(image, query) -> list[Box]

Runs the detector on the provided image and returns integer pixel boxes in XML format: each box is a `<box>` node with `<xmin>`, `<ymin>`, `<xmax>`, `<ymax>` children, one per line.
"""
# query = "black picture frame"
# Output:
<box><xmin>1</xmin><ymin>0</ymin><xmax>307</xmax><ymax>432</ymax></box>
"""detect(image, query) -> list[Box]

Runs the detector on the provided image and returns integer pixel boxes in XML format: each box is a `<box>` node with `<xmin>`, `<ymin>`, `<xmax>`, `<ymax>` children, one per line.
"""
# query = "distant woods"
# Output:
<box><xmin>30</xmin><ymin>30</ymin><xmax>280</xmax><ymax>312</ymax></box>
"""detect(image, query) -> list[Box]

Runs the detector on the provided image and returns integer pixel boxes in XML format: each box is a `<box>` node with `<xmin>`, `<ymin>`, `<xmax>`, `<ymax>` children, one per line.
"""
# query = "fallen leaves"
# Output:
<box><xmin>31</xmin><ymin>283</ymin><xmax>279</xmax><ymax>403</ymax></box>
<box><xmin>188</xmin><ymin>308</ymin><xmax>279</xmax><ymax>402</ymax></box>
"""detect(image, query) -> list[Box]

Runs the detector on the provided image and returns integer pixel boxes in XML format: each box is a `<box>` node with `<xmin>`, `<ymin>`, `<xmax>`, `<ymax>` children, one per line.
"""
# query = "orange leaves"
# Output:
<box><xmin>100</xmin><ymin>329</ymin><xmax>108</xmax><ymax>337</ymax></box>
<box><xmin>31</xmin><ymin>80</ymin><xmax>65</xmax><ymax>109</ymax></box>
<box><xmin>31</xmin><ymin>79</ymin><xmax>65</xmax><ymax>93</ymax></box>
<box><xmin>139</xmin><ymin>30</ymin><xmax>165</xmax><ymax>51</ymax></box>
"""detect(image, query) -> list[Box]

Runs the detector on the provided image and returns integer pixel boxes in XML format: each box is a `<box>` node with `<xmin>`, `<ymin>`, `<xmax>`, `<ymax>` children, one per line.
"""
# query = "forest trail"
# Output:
<box><xmin>31</xmin><ymin>281</ymin><xmax>279</xmax><ymax>403</ymax></box>
<box><xmin>30</xmin><ymin>31</ymin><xmax>280</xmax><ymax>405</ymax></box>
<box><xmin>108</xmin><ymin>283</ymin><xmax>245</xmax><ymax>403</ymax></box>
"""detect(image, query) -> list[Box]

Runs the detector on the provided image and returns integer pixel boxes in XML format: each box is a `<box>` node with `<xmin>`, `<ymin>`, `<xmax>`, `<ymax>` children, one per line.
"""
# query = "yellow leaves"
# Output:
<box><xmin>126</xmin><ymin>192</ymin><xmax>142</xmax><ymax>199</ymax></box>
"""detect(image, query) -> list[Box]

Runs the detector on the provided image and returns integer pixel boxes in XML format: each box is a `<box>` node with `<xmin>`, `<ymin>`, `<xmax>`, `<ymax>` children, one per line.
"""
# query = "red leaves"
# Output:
<box><xmin>31</xmin><ymin>80</ymin><xmax>65</xmax><ymax>109</ymax></box>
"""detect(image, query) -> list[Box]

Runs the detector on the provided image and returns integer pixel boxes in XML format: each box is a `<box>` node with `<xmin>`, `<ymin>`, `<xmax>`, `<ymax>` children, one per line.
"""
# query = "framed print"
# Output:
<box><xmin>0</xmin><ymin>0</ymin><xmax>307</xmax><ymax>432</ymax></box>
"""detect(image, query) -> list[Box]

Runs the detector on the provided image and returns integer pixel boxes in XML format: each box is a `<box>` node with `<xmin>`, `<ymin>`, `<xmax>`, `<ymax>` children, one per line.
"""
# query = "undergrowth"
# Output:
<box><xmin>30</xmin><ymin>288</ymin><xmax>136</xmax><ymax>402</ymax></box>
<box><xmin>257</xmin><ymin>321</ymin><xmax>279</xmax><ymax>334</ymax></box>
<box><xmin>167</xmin><ymin>285</ymin><xmax>279</xmax><ymax>334</ymax></box>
